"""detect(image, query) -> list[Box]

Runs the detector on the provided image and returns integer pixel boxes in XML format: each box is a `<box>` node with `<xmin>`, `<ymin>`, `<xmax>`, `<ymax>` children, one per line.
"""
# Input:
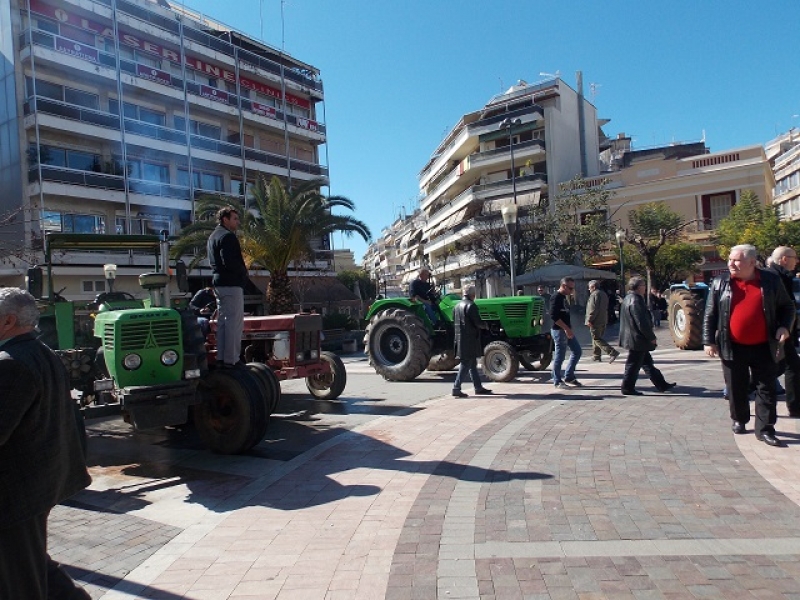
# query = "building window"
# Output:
<box><xmin>109</xmin><ymin>100</ymin><xmax>166</xmax><ymax>126</ymax></box>
<box><xmin>43</xmin><ymin>211</ymin><xmax>105</xmax><ymax>233</ymax></box>
<box><xmin>128</xmin><ymin>158</ymin><xmax>169</xmax><ymax>183</ymax></box>
<box><xmin>701</xmin><ymin>191</ymin><xmax>735</xmax><ymax>230</ymax></box>
<box><xmin>177</xmin><ymin>168</ymin><xmax>223</xmax><ymax>192</ymax></box>
<box><xmin>82</xmin><ymin>280</ymin><xmax>106</xmax><ymax>293</ymax></box>
<box><xmin>174</xmin><ymin>116</ymin><xmax>221</xmax><ymax>140</ymax></box>
<box><xmin>26</xmin><ymin>78</ymin><xmax>99</xmax><ymax>110</ymax></box>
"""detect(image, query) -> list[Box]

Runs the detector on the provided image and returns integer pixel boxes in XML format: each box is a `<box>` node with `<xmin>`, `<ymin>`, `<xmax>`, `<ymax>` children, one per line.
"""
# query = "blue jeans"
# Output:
<box><xmin>551</xmin><ymin>328</ymin><xmax>582</xmax><ymax>384</ymax></box>
<box><xmin>453</xmin><ymin>357</ymin><xmax>481</xmax><ymax>391</ymax></box>
<box><xmin>422</xmin><ymin>302</ymin><xmax>438</xmax><ymax>324</ymax></box>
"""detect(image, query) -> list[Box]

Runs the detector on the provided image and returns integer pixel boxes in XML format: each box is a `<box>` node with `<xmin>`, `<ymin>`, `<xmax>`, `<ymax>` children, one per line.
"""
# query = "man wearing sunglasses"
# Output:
<box><xmin>550</xmin><ymin>277</ymin><xmax>582</xmax><ymax>388</ymax></box>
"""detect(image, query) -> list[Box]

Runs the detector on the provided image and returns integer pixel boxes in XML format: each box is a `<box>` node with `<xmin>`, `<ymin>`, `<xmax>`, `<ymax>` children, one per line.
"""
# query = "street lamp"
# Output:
<box><xmin>499</xmin><ymin>117</ymin><xmax>522</xmax><ymax>209</ymax></box>
<box><xmin>104</xmin><ymin>263</ymin><xmax>117</xmax><ymax>294</ymax></box>
<box><xmin>502</xmin><ymin>204</ymin><xmax>519</xmax><ymax>294</ymax></box>
<box><xmin>615</xmin><ymin>229</ymin><xmax>625</xmax><ymax>291</ymax></box>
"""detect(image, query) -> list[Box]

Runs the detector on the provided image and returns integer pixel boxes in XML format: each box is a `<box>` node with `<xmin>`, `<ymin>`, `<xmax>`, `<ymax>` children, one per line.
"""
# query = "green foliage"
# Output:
<box><xmin>473</xmin><ymin>175</ymin><xmax>614</xmax><ymax>275</ymax></box>
<box><xmin>172</xmin><ymin>175</ymin><xmax>371</xmax><ymax>314</ymax></box>
<box><xmin>322</xmin><ymin>312</ymin><xmax>358</xmax><ymax>330</ymax></box>
<box><xmin>336</xmin><ymin>269</ymin><xmax>377</xmax><ymax>300</ymax></box>
<box><xmin>623</xmin><ymin>202</ymin><xmax>696</xmax><ymax>291</ymax></box>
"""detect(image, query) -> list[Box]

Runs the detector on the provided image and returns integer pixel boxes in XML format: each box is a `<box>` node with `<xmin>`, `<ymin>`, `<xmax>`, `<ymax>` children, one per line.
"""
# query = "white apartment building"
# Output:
<box><xmin>414</xmin><ymin>76</ymin><xmax>600</xmax><ymax>295</ymax></box>
<box><xmin>767</xmin><ymin>128</ymin><xmax>800</xmax><ymax>221</ymax></box>
<box><xmin>0</xmin><ymin>0</ymin><xmax>327</xmax><ymax>298</ymax></box>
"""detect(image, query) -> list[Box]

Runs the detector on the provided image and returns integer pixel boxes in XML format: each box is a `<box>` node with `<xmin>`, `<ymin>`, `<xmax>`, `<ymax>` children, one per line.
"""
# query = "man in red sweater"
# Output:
<box><xmin>703</xmin><ymin>244</ymin><xmax>795</xmax><ymax>446</ymax></box>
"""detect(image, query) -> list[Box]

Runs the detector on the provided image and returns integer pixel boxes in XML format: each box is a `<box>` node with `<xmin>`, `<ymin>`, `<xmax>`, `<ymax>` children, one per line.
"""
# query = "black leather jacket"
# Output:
<box><xmin>702</xmin><ymin>269</ymin><xmax>795</xmax><ymax>362</ymax></box>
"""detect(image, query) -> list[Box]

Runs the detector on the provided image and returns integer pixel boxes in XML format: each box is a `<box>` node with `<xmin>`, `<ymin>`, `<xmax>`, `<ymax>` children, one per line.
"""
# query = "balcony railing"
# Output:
<box><xmin>469</xmin><ymin>139</ymin><xmax>545</xmax><ymax>167</ymax></box>
<box><xmin>20</xmin><ymin>29</ymin><xmax>326</xmax><ymax>135</ymax></box>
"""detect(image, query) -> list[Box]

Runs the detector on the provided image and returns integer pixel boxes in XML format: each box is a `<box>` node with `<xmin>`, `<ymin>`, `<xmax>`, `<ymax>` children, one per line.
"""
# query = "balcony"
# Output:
<box><xmin>469</xmin><ymin>139</ymin><xmax>546</xmax><ymax>169</ymax></box>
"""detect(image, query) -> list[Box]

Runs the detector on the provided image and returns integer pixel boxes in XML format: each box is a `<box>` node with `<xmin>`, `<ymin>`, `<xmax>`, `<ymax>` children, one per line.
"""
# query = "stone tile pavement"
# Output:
<box><xmin>49</xmin><ymin>340</ymin><xmax>800</xmax><ymax>599</ymax></box>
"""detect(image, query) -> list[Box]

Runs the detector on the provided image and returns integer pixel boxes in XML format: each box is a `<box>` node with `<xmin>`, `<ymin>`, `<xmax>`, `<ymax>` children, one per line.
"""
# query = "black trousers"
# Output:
<box><xmin>0</xmin><ymin>511</ymin><xmax>90</xmax><ymax>600</ymax></box>
<box><xmin>722</xmin><ymin>342</ymin><xmax>778</xmax><ymax>437</ymax></box>
<box><xmin>778</xmin><ymin>341</ymin><xmax>800</xmax><ymax>415</ymax></box>
<box><xmin>621</xmin><ymin>350</ymin><xmax>668</xmax><ymax>393</ymax></box>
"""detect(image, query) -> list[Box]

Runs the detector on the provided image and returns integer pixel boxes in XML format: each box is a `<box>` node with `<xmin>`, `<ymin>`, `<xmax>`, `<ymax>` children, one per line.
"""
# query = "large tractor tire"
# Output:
<box><xmin>427</xmin><ymin>349</ymin><xmax>459</xmax><ymax>372</ymax></box>
<box><xmin>306</xmin><ymin>351</ymin><xmax>347</xmax><ymax>400</ymax></box>
<box><xmin>194</xmin><ymin>368</ymin><xmax>268</xmax><ymax>454</ymax></box>
<box><xmin>519</xmin><ymin>349</ymin><xmax>552</xmax><ymax>371</ymax></box>
<box><xmin>668</xmin><ymin>289</ymin><xmax>704</xmax><ymax>350</ymax></box>
<box><xmin>181</xmin><ymin>310</ymin><xmax>209</xmax><ymax>375</ymax></box>
<box><xmin>247</xmin><ymin>362</ymin><xmax>281</xmax><ymax>413</ymax></box>
<box><xmin>482</xmin><ymin>341</ymin><xmax>520</xmax><ymax>382</ymax></box>
<box><xmin>364</xmin><ymin>308</ymin><xmax>433</xmax><ymax>381</ymax></box>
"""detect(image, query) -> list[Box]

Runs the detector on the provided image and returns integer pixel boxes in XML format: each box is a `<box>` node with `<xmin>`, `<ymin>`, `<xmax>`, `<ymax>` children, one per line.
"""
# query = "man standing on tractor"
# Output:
<box><xmin>207</xmin><ymin>207</ymin><xmax>248</xmax><ymax>368</ymax></box>
<box><xmin>452</xmin><ymin>285</ymin><xmax>492</xmax><ymax>398</ymax></box>
<box><xmin>409</xmin><ymin>267</ymin><xmax>438</xmax><ymax>325</ymax></box>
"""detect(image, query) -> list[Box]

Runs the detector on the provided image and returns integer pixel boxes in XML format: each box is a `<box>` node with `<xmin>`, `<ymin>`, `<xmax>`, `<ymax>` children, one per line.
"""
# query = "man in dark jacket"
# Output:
<box><xmin>769</xmin><ymin>246</ymin><xmax>800</xmax><ymax>417</ymax></box>
<box><xmin>704</xmin><ymin>244</ymin><xmax>795</xmax><ymax>446</ymax></box>
<box><xmin>207</xmin><ymin>207</ymin><xmax>249</xmax><ymax>367</ymax></box>
<box><xmin>618</xmin><ymin>277</ymin><xmax>676</xmax><ymax>396</ymax></box>
<box><xmin>585</xmin><ymin>279</ymin><xmax>619</xmax><ymax>363</ymax></box>
<box><xmin>452</xmin><ymin>285</ymin><xmax>491</xmax><ymax>397</ymax></box>
<box><xmin>0</xmin><ymin>288</ymin><xmax>92</xmax><ymax>599</ymax></box>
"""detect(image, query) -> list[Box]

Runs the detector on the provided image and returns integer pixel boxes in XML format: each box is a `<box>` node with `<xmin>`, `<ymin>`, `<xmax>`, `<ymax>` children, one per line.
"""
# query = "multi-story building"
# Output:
<box><xmin>414</xmin><ymin>75</ymin><xmax>601</xmax><ymax>295</ymax></box>
<box><xmin>596</xmin><ymin>137</ymin><xmax>774</xmax><ymax>281</ymax></box>
<box><xmin>0</xmin><ymin>0</ymin><xmax>327</xmax><ymax>298</ymax></box>
<box><xmin>363</xmin><ymin>209</ymin><xmax>424</xmax><ymax>298</ymax></box>
<box><xmin>766</xmin><ymin>128</ymin><xmax>800</xmax><ymax>221</ymax></box>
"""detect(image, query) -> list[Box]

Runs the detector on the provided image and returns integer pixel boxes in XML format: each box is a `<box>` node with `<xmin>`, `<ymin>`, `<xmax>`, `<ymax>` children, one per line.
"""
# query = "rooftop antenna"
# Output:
<box><xmin>259</xmin><ymin>0</ymin><xmax>263</xmax><ymax>40</ymax></box>
<box><xmin>281</xmin><ymin>0</ymin><xmax>286</xmax><ymax>51</ymax></box>
<box><xmin>498</xmin><ymin>77</ymin><xmax>504</xmax><ymax>92</ymax></box>
<box><xmin>589</xmin><ymin>82</ymin><xmax>601</xmax><ymax>102</ymax></box>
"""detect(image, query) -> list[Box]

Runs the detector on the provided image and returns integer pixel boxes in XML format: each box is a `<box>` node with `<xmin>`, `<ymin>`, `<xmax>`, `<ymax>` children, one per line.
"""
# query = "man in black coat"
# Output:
<box><xmin>705</xmin><ymin>244</ymin><xmax>795</xmax><ymax>446</ymax></box>
<box><xmin>0</xmin><ymin>288</ymin><xmax>92</xmax><ymax>599</ymax></box>
<box><xmin>769</xmin><ymin>246</ymin><xmax>800</xmax><ymax>417</ymax></box>
<box><xmin>452</xmin><ymin>285</ymin><xmax>491</xmax><ymax>397</ymax></box>
<box><xmin>618</xmin><ymin>277</ymin><xmax>676</xmax><ymax>396</ymax></box>
<box><xmin>207</xmin><ymin>206</ymin><xmax>249</xmax><ymax>367</ymax></box>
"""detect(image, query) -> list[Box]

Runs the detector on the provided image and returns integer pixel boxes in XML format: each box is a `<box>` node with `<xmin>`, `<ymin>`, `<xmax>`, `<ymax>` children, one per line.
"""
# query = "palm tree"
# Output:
<box><xmin>172</xmin><ymin>175</ymin><xmax>371</xmax><ymax>314</ymax></box>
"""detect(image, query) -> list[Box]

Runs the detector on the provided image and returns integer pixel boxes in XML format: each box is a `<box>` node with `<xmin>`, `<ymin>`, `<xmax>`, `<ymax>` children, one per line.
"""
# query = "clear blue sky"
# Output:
<box><xmin>183</xmin><ymin>0</ymin><xmax>799</xmax><ymax>263</ymax></box>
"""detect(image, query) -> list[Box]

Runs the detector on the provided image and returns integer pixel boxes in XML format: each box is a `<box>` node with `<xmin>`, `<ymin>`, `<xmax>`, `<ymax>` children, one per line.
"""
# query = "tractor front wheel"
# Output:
<box><xmin>306</xmin><ymin>351</ymin><xmax>347</xmax><ymax>400</ymax></box>
<box><xmin>482</xmin><ymin>341</ymin><xmax>520</xmax><ymax>382</ymax></box>
<box><xmin>519</xmin><ymin>349</ymin><xmax>552</xmax><ymax>371</ymax></box>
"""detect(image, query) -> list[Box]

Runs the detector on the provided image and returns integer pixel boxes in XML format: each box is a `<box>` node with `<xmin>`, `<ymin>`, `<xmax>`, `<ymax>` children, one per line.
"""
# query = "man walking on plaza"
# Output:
<box><xmin>619</xmin><ymin>277</ymin><xmax>676</xmax><ymax>396</ymax></box>
<box><xmin>704</xmin><ymin>244</ymin><xmax>795</xmax><ymax>446</ymax></box>
<box><xmin>207</xmin><ymin>206</ymin><xmax>248</xmax><ymax>368</ymax></box>
<box><xmin>0</xmin><ymin>288</ymin><xmax>92</xmax><ymax>599</ymax></box>
<box><xmin>585</xmin><ymin>279</ymin><xmax>619</xmax><ymax>363</ymax></box>
<box><xmin>550</xmin><ymin>277</ymin><xmax>582</xmax><ymax>388</ymax></box>
<box><xmin>452</xmin><ymin>285</ymin><xmax>491</xmax><ymax>397</ymax></box>
<box><xmin>769</xmin><ymin>245</ymin><xmax>800</xmax><ymax>417</ymax></box>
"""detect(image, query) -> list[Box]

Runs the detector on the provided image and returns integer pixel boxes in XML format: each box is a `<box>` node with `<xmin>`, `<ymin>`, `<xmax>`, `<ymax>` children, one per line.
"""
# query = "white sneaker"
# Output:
<box><xmin>554</xmin><ymin>382</ymin><xmax>569</xmax><ymax>390</ymax></box>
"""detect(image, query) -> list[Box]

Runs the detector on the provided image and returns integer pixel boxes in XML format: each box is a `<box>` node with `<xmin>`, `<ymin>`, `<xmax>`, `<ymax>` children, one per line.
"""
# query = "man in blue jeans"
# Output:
<box><xmin>550</xmin><ymin>277</ymin><xmax>582</xmax><ymax>388</ymax></box>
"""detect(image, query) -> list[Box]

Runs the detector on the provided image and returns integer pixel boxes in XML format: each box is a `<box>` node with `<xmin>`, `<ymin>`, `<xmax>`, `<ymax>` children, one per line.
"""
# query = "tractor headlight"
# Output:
<box><xmin>296</xmin><ymin>351</ymin><xmax>305</xmax><ymax>362</ymax></box>
<box><xmin>310</xmin><ymin>350</ymin><xmax>319</xmax><ymax>359</ymax></box>
<box><xmin>123</xmin><ymin>353</ymin><xmax>142</xmax><ymax>370</ymax></box>
<box><xmin>161</xmin><ymin>350</ymin><xmax>179</xmax><ymax>366</ymax></box>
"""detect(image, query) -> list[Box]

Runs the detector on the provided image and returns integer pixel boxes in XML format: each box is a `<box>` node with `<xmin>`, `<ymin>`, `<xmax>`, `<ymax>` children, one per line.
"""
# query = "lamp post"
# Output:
<box><xmin>104</xmin><ymin>263</ymin><xmax>117</xmax><ymax>294</ymax></box>
<box><xmin>502</xmin><ymin>204</ymin><xmax>519</xmax><ymax>294</ymax></box>
<box><xmin>615</xmin><ymin>229</ymin><xmax>625</xmax><ymax>291</ymax></box>
<box><xmin>499</xmin><ymin>117</ymin><xmax>522</xmax><ymax>208</ymax></box>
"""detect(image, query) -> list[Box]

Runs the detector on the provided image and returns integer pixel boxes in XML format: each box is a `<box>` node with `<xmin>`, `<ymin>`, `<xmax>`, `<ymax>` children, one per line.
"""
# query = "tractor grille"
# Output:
<box><xmin>105</xmin><ymin>320</ymin><xmax>181</xmax><ymax>351</ymax></box>
<box><xmin>503</xmin><ymin>304</ymin><xmax>529</xmax><ymax>320</ymax></box>
<box><xmin>296</xmin><ymin>329</ymin><xmax>320</xmax><ymax>353</ymax></box>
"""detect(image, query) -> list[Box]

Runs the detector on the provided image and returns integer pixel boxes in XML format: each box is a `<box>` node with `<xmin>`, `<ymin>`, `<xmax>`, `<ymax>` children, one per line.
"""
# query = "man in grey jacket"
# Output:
<box><xmin>585</xmin><ymin>280</ymin><xmax>619</xmax><ymax>363</ymax></box>
<box><xmin>0</xmin><ymin>288</ymin><xmax>91</xmax><ymax>599</ymax></box>
<box><xmin>452</xmin><ymin>285</ymin><xmax>491</xmax><ymax>397</ymax></box>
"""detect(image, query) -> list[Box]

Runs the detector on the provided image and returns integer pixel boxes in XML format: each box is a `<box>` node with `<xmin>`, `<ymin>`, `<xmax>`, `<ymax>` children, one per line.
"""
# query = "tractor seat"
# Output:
<box><xmin>139</xmin><ymin>272</ymin><xmax>170</xmax><ymax>290</ymax></box>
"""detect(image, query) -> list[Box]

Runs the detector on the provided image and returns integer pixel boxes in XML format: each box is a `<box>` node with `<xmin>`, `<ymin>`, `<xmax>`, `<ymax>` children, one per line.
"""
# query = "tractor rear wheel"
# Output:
<box><xmin>668</xmin><ymin>289</ymin><xmax>703</xmax><ymax>350</ymax></box>
<box><xmin>364</xmin><ymin>308</ymin><xmax>432</xmax><ymax>381</ymax></box>
<box><xmin>482</xmin><ymin>341</ymin><xmax>520</xmax><ymax>382</ymax></box>
<box><xmin>306</xmin><ymin>351</ymin><xmax>347</xmax><ymax>400</ymax></box>
<box><xmin>427</xmin><ymin>349</ymin><xmax>459</xmax><ymax>372</ymax></box>
<box><xmin>247</xmin><ymin>362</ymin><xmax>281</xmax><ymax>413</ymax></box>
<box><xmin>194</xmin><ymin>368</ymin><xmax>266</xmax><ymax>454</ymax></box>
<box><xmin>519</xmin><ymin>349</ymin><xmax>552</xmax><ymax>371</ymax></box>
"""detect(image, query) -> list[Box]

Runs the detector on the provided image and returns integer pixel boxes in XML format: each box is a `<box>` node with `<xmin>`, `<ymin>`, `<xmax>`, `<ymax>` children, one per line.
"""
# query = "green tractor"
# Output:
<box><xmin>364</xmin><ymin>289</ymin><xmax>552</xmax><ymax>382</ymax></box>
<box><xmin>666</xmin><ymin>282</ymin><xmax>709</xmax><ymax>350</ymax></box>
<box><xmin>28</xmin><ymin>232</ymin><xmax>278</xmax><ymax>455</ymax></box>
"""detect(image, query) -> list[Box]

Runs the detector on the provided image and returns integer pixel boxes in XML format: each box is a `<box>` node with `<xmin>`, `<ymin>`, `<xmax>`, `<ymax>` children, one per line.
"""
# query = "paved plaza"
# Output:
<box><xmin>49</xmin><ymin>332</ymin><xmax>800</xmax><ymax>599</ymax></box>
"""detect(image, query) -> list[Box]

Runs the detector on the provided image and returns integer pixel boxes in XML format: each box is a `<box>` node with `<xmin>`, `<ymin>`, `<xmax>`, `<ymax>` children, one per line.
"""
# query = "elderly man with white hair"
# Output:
<box><xmin>0</xmin><ymin>287</ymin><xmax>91</xmax><ymax>599</ymax></box>
<box><xmin>769</xmin><ymin>245</ymin><xmax>800</xmax><ymax>417</ymax></box>
<box><xmin>452</xmin><ymin>284</ymin><xmax>492</xmax><ymax>398</ymax></box>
